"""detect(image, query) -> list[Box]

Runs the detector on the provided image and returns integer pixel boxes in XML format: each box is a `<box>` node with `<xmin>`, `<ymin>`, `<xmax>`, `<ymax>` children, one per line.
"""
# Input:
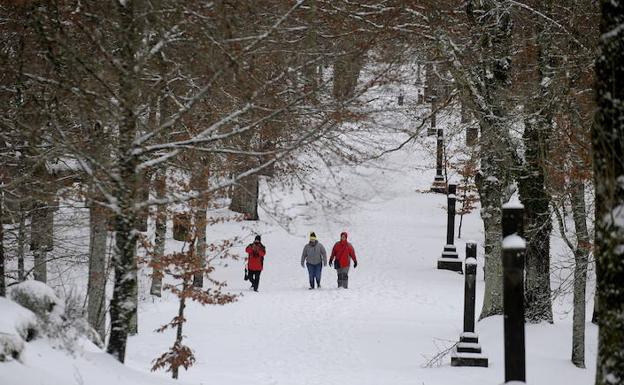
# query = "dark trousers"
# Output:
<box><xmin>306</xmin><ymin>263</ymin><xmax>322</xmax><ymax>288</ymax></box>
<box><xmin>249</xmin><ymin>270</ymin><xmax>261</xmax><ymax>291</ymax></box>
<box><xmin>337</xmin><ymin>266</ymin><xmax>349</xmax><ymax>288</ymax></box>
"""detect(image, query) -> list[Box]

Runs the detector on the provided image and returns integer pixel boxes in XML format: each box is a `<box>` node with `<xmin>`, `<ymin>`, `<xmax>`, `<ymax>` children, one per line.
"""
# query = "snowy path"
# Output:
<box><xmin>125</xmin><ymin>146</ymin><xmax>597</xmax><ymax>385</ymax></box>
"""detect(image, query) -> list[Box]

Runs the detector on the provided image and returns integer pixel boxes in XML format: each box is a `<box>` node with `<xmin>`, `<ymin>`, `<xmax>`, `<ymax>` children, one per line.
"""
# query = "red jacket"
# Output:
<box><xmin>330</xmin><ymin>232</ymin><xmax>357</xmax><ymax>268</ymax></box>
<box><xmin>246</xmin><ymin>243</ymin><xmax>266</xmax><ymax>271</ymax></box>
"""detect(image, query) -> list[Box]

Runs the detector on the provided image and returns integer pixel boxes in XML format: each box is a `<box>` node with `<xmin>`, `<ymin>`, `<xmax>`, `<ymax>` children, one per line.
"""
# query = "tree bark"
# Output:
<box><xmin>17</xmin><ymin>209</ymin><xmax>25</xmax><ymax>281</ymax></box>
<box><xmin>229</xmin><ymin>174</ymin><xmax>259</xmax><ymax>220</ymax></box>
<box><xmin>592</xmin><ymin>291</ymin><xmax>599</xmax><ymax>324</ymax></box>
<box><xmin>0</xmin><ymin>198</ymin><xmax>5</xmax><ymax>297</ymax></box>
<box><xmin>570</xmin><ymin>181</ymin><xmax>589</xmax><ymax>368</ymax></box>
<box><xmin>150</xmin><ymin>172</ymin><xmax>166</xmax><ymax>297</ymax></box>
<box><xmin>519</xmin><ymin>112</ymin><xmax>553</xmax><ymax>323</ymax></box>
<box><xmin>332</xmin><ymin>36</ymin><xmax>365</xmax><ymax>102</ymax></box>
<box><xmin>87</xmin><ymin>202</ymin><xmax>108</xmax><ymax>342</ymax></box>
<box><xmin>172</xmin><ymin>294</ymin><xmax>186</xmax><ymax>380</ymax></box>
<box><xmin>593</xmin><ymin>1</ymin><xmax>624</xmax><ymax>383</ymax></box>
<box><xmin>128</xmin><ymin>244</ymin><xmax>138</xmax><ymax>336</ymax></box>
<box><xmin>30</xmin><ymin>202</ymin><xmax>53</xmax><ymax>283</ymax></box>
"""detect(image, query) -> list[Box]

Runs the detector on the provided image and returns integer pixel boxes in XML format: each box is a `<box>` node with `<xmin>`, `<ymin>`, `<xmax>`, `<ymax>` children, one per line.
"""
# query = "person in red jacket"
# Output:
<box><xmin>245</xmin><ymin>235</ymin><xmax>266</xmax><ymax>291</ymax></box>
<box><xmin>329</xmin><ymin>232</ymin><xmax>358</xmax><ymax>288</ymax></box>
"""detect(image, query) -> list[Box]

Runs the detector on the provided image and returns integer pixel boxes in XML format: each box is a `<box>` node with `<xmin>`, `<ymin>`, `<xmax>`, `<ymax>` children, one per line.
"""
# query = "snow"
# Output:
<box><xmin>466</xmin><ymin>257</ymin><xmax>478</xmax><ymax>265</ymax></box>
<box><xmin>502</xmin><ymin>194</ymin><xmax>524</xmax><ymax>210</ymax></box>
<box><xmin>460</xmin><ymin>332</ymin><xmax>478</xmax><ymax>339</ymax></box>
<box><xmin>457</xmin><ymin>342</ymin><xmax>482</xmax><ymax>349</ymax></box>
<box><xmin>502</xmin><ymin>235</ymin><xmax>527</xmax><ymax>250</ymax></box>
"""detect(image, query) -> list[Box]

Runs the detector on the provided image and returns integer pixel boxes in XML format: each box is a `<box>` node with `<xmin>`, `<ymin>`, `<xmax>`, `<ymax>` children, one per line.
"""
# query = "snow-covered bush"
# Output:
<box><xmin>8</xmin><ymin>281</ymin><xmax>102</xmax><ymax>352</ymax></box>
<box><xmin>59</xmin><ymin>288</ymin><xmax>104</xmax><ymax>349</ymax></box>
<box><xmin>9</xmin><ymin>280</ymin><xmax>64</xmax><ymax>324</ymax></box>
<box><xmin>0</xmin><ymin>297</ymin><xmax>38</xmax><ymax>362</ymax></box>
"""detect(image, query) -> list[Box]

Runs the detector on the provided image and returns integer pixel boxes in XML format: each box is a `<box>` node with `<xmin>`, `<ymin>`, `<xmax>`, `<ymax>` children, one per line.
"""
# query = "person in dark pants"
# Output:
<box><xmin>245</xmin><ymin>235</ymin><xmax>266</xmax><ymax>291</ymax></box>
<box><xmin>301</xmin><ymin>232</ymin><xmax>327</xmax><ymax>289</ymax></box>
<box><xmin>329</xmin><ymin>232</ymin><xmax>357</xmax><ymax>289</ymax></box>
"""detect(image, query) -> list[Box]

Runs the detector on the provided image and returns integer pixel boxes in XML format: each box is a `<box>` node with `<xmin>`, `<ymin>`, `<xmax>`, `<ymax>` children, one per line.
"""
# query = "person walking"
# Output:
<box><xmin>301</xmin><ymin>232</ymin><xmax>327</xmax><ymax>289</ymax></box>
<box><xmin>245</xmin><ymin>235</ymin><xmax>266</xmax><ymax>292</ymax></box>
<box><xmin>329</xmin><ymin>232</ymin><xmax>357</xmax><ymax>289</ymax></box>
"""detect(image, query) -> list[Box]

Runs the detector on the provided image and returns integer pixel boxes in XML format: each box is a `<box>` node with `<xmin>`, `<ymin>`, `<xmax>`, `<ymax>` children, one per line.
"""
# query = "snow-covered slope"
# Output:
<box><xmin>121</xmin><ymin>140</ymin><xmax>597</xmax><ymax>385</ymax></box>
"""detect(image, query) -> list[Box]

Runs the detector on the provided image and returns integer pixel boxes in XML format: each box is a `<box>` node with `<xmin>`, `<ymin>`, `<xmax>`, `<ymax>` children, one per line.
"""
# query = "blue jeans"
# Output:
<box><xmin>306</xmin><ymin>263</ymin><xmax>322</xmax><ymax>288</ymax></box>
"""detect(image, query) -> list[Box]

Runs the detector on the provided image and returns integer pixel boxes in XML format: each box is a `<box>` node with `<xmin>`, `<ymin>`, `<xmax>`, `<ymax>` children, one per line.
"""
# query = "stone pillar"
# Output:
<box><xmin>452</xmin><ymin>242</ymin><xmax>488</xmax><ymax>367</ymax></box>
<box><xmin>502</xmin><ymin>203</ymin><xmax>526</xmax><ymax>383</ymax></box>
<box><xmin>437</xmin><ymin>184</ymin><xmax>462</xmax><ymax>272</ymax></box>
<box><xmin>431</xmin><ymin>129</ymin><xmax>447</xmax><ymax>193</ymax></box>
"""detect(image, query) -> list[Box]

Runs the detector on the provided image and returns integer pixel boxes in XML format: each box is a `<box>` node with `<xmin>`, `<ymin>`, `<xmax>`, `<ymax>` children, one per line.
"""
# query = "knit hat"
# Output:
<box><xmin>254</xmin><ymin>235</ymin><xmax>261</xmax><ymax>242</ymax></box>
<box><xmin>309</xmin><ymin>232</ymin><xmax>317</xmax><ymax>241</ymax></box>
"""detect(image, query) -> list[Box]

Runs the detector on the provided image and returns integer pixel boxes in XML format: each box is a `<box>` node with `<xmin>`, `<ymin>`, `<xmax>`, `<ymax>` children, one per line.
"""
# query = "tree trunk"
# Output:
<box><xmin>229</xmin><ymin>174</ymin><xmax>259</xmax><ymax>220</ymax></box>
<box><xmin>107</xmin><ymin>0</ymin><xmax>141</xmax><ymax>362</ymax></box>
<box><xmin>87</xmin><ymin>203</ymin><xmax>108</xmax><ymax>342</ymax></box>
<box><xmin>17</xmin><ymin>209</ymin><xmax>25</xmax><ymax>281</ymax></box>
<box><xmin>332</xmin><ymin>37</ymin><xmax>365</xmax><ymax>102</ymax></box>
<box><xmin>0</xmin><ymin>198</ymin><xmax>5</xmax><ymax>297</ymax></box>
<box><xmin>31</xmin><ymin>202</ymin><xmax>53</xmax><ymax>283</ymax></box>
<box><xmin>593</xmin><ymin>1</ymin><xmax>624</xmax><ymax>383</ymax></box>
<box><xmin>478</xmin><ymin>150</ymin><xmax>504</xmax><ymax>319</ymax></box>
<box><xmin>592</xmin><ymin>291</ymin><xmax>598</xmax><ymax>324</ymax></box>
<box><xmin>519</xmin><ymin>0</ymin><xmax>555</xmax><ymax>325</ymax></box>
<box><xmin>172</xmin><ymin>293</ymin><xmax>186</xmax><ymax>380</ymax></box>
<box><xmin>150</xmin><ymin>172</ymin><xmax>166</xmax><ymax>297</ymax></box>
<box><xmin>128</xmin><ymin>245</ymin><xmax>138</xmax><ymax>336</ymax></box>
<box><xmin>519</xmin><ymin>113</ymin><xmax>553</xmax><ymax>323</ymax></box>
<box><xmin>570</xmin><ymin>181</ymin><xmax>589</xmax><ymax>368</ymax></box>
<box><xmin>193</xmin><ymin>206</ymin><xmax>207</xmax><ymax>288</ymax></box>
<box><xmin>468</xmin><ymin>0</ymin><xmax>514</xmax><ymax>320</ymax></box>
<box><xmin>302</xmin><ymin>0</ymin><xmax>318</xmax><ymax>98</ymax></box>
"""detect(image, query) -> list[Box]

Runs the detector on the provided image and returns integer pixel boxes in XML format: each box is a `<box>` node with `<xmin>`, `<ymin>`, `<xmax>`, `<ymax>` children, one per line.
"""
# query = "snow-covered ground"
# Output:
<box><xmin>120</xmin><ymin>140</ymin><xmax>596</xmax><ymax>385</ymax></box>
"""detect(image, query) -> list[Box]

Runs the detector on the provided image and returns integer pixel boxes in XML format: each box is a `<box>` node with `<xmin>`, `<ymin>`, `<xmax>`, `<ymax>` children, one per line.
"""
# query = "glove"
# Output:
<box><xmin>301</xmin><ymin>262</ymin><xmax>305</xmax><ymax>268</ymax></box>
<box><xmin>354</xmin><ymin>261</ymin><xmax>358</xmax><ymax>268</ymax></box>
